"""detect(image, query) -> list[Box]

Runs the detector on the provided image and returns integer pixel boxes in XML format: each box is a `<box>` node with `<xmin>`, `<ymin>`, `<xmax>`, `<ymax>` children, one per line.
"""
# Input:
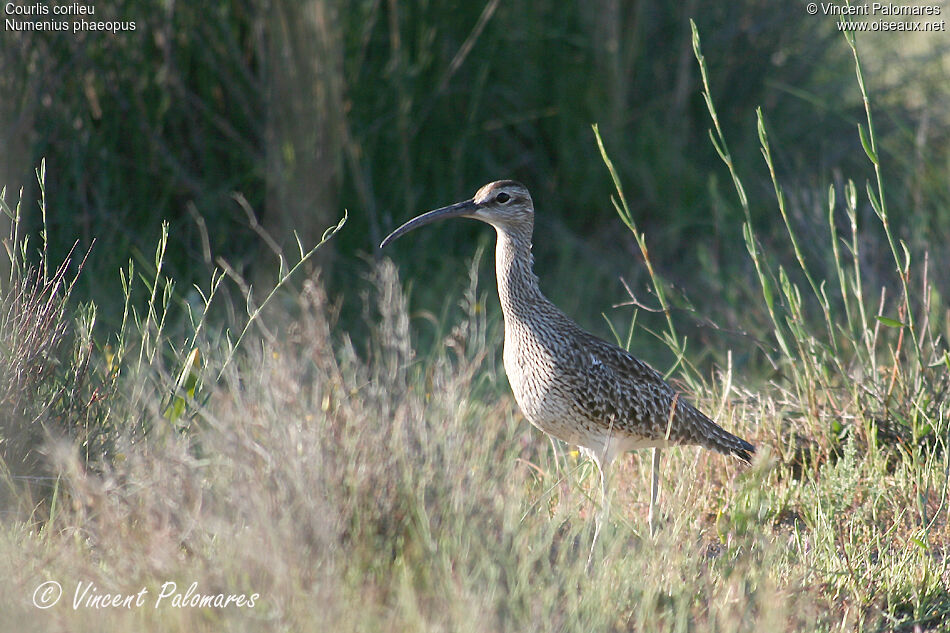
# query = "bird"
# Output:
<box><xmin>380</xmin><ymin>180</ymin><xmax>754</xmax><ymax>561</ymax></box>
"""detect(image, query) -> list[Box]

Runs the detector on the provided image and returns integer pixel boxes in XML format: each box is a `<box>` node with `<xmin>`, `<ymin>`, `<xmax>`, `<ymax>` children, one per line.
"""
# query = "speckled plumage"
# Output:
<box><xmin>381</xmin><ymin>180</ymin><xmax>754</xmax><ymax>533</ymax></box>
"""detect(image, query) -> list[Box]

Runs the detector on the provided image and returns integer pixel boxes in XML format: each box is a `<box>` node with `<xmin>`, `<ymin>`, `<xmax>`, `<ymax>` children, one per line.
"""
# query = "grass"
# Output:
<box><xmin>1</xmin><ymin>26</ymin><xmax>949</xmax><ymax>633</ymax></box>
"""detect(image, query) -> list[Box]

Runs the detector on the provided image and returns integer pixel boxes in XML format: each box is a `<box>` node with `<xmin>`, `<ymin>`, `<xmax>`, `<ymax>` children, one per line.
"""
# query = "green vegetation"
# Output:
<box><xmin>2</xmin><ymin>5</ymin><xmax>950</xmax><ymax>632</ymax></box>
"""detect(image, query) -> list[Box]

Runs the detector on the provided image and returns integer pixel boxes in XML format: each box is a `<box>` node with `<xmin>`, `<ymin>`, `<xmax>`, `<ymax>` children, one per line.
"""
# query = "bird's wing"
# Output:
<box><xmin>562</xmin><ymin>330</ymin><xmax>678</xmax><ymax>439</ymax></box>
<box><xmin>564</xmin><ymin>330</ymin><xmax>754</xmax><ymax>460</ymax></box>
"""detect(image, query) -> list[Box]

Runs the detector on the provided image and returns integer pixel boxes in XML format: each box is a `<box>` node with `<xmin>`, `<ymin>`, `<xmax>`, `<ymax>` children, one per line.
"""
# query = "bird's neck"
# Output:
<box><xmin>494</xmin><ymin>226</ymin><xmax>545</xmax><ymax>321</ymax></box>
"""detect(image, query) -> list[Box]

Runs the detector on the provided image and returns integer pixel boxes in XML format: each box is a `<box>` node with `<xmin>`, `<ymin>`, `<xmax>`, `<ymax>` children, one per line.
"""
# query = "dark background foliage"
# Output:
<box><xmin>2</xmin><ymin>0</ymin><xmax>947</xmax><ymax>346</ymax></box>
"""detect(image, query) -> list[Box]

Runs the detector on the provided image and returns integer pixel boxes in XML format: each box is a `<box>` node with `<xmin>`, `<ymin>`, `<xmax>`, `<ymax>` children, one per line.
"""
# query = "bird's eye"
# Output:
<box><xmin>495</xmin><ymin>192</ymin><xmax>511</xmax><ymax>204</ymax></box>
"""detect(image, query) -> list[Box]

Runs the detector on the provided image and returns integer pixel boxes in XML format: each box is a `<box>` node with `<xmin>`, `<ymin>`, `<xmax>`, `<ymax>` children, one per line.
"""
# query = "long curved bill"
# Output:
<box><xmin>379</xmin><ymin>199</ymin><xmax>478</xmax><ymax>249</ymax></box>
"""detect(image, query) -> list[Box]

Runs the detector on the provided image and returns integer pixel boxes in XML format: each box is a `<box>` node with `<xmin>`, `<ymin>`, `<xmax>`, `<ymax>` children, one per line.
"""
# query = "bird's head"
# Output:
<box><xmin>380</xmin><ymin>180</ymin><xmax>533</xmax><ymax>249</ymax></box>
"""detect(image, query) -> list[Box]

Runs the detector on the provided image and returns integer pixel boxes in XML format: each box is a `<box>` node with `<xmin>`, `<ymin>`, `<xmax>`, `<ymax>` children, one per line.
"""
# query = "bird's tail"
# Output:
<box><xmin>681</xmin><ymin>403</ymin><xmax>755</xmax><ymax>464</ymax></box>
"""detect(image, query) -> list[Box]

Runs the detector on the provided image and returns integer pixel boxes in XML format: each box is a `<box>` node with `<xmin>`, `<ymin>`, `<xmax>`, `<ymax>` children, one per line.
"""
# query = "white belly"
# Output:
<box><xmin>503</xmin><ymin>336</ymin><xmax>600</xmax><ymax>447</ymax></box>
<box><xmin>502</xmin><ymin>330</ymin><xmax>668</xmax><ymax>462</ymax></box>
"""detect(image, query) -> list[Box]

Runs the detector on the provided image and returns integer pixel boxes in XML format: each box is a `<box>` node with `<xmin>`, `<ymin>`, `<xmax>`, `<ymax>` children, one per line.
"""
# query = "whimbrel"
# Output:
<box><xmin>380</xmin><ymin>180</ymin><xmax>754</xmax><ymax>556</ymax></box>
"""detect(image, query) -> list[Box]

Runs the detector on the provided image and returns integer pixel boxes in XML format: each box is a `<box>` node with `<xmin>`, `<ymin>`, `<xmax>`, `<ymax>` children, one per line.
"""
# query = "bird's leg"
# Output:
<box><xmin>648</xmin><ymin>447</ymin><xmax>661</xmax><ymax>537</ymax></box>
<box><xmin>549</xmin><ymin>435</ymin><xmax>563</xmax><ymax>478</ymax></box>
<box><xmin>587</xmin><ymin>458</ymin><xmax>609</xmax><ymax>571</ymax></box>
